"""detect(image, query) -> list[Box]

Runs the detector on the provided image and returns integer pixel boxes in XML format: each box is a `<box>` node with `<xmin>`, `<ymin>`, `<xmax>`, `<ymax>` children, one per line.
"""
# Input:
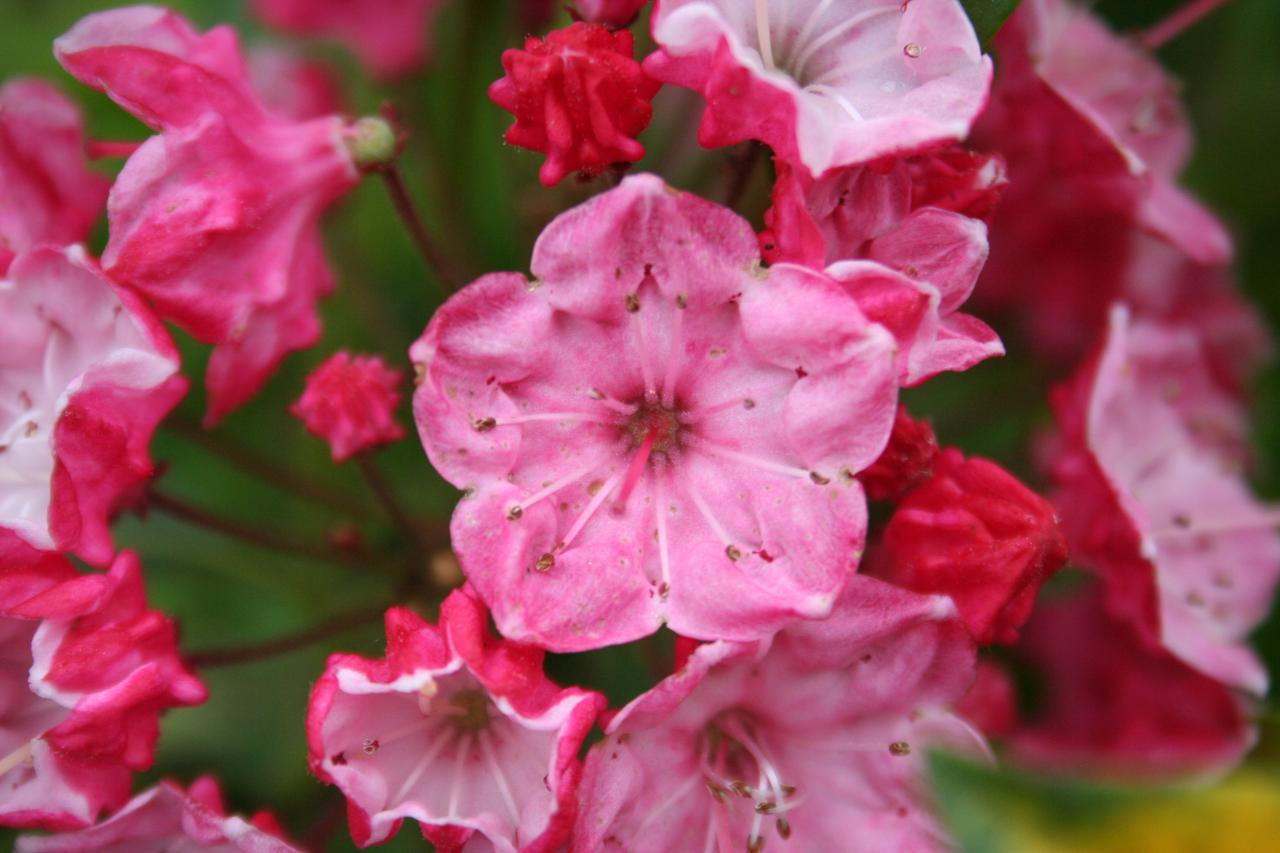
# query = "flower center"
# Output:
<box><xmin>626</xmin><ymin>402</ymin><xmax>682</xmax><ymax>454</ymax></box>
<box><xmin>700</xmin><ymin>713</ymin><xmax>799</xmax><ymax>848</ymax></box>
<box><xmin>445</xmin><ymin>688</ymin><xmax>492</xmax><ymax>733</ymax></box>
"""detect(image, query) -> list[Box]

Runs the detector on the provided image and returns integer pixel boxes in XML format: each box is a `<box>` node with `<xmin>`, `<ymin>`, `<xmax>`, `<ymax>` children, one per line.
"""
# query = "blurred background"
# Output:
<box><xmin>0</xmin><ymin>0</ymin><xmax>1277</xmax><ymax>849</ymax></box>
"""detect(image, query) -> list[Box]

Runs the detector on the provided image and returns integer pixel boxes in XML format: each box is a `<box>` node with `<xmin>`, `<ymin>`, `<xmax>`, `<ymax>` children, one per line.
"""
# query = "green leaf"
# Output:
<box><xmin>961</xmin><ymin>0</ymin><xmax>1022</xmax><ymax>46</ymax></box>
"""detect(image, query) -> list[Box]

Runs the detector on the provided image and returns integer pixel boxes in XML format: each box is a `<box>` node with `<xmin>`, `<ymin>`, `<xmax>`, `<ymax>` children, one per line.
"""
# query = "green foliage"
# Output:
<box><xmin>960</xmin><ymin>0</ymin><xmax>1022</xmax><ymax>46</ymax></box>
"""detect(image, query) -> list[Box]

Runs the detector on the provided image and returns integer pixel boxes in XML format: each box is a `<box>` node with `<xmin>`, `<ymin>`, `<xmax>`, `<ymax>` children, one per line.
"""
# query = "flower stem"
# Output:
<box><xmin>380</xmin><ymin>166</ymin><xmax>463</xmax><ymax>294</ymax></box>
<box><xmin>355</xmin><ymin>453</ymin><xmax>442</xmax><ymax>556</ymax></box>
<box><xmin>146</xmin><ymin>488</ymin><xmax>383</xmax><ymax>571</ymax></box>
<box><xmin>1140</xmin><ymin>0</ymin><xmax>1231</xmax><ymax>49</ymax></box>
<box><xmin>166</xmin><ymin>413</ymin><xmax>375</xmax><ymax>521</ymax></box>
<box><xmin>186</xmin><ymin>603</ymin><xmax>388</xmax><ymax>667</ymax></box>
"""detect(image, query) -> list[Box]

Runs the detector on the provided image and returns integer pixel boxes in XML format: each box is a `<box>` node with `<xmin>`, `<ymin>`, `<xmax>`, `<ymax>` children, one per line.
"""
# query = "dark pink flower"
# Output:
<box><xmin>0</xmin><ymin>543</ymin><xmax>206</xmax><ymax>830</ymax></box>
<box><xmin>55</xmin><ymin>6</ymin><xmax>361</xmax><ymax>424</ymax></box>
<box><xmin>16</xmin><ymin>776</ymin><xmax>299</xmax><ymax>852</ymax></box>
<box><xmin>290</xmin><ymin>351</ymin><xmax>406</xmax><ymax>461</ymax></box>
<box><xmin>0</xmin><ymin>246</ymin><xmax>185</xmax><ymax>566</ymax></box>
<box><xmin>573</xmin><ymin>0</ymin><xmax>649</xmax><ymax>28</ymax></box>
<box><xmin>248</xmin><ymin>46</ymin><xmax>345</xmax><ymax>121</ymax></box>
<box><xmin>411</xmin><ymin>175</ymin><xmax>899</xmax><ymax>651</ymax></box>
<box><xmin>490</xmin><ymin>22</ymin><xmax>660</xmax><ymax>187</ymax></box>
<box><xmin>873</xmin><ymin>448</ymin><xmax>1068</xmax><ymax>646</ymax></box>
<box><xmin>306</xmin><ymin>588</ymin><xmax>605</xmax><ymax>850</ymax></box>
<box><xmin>252</xmin><ymin>0</ymin><xmax>445</xmax><ymax>78</ymax></box>
<box><xmin>645</xmin><ymin>0</ymin><xmax>992</xmax><ymax>175</ymax></box>
<box><xmin>857</xmin><ymin>404</ymin><xmax>938</xmax><ymax>502</ymax></box>
<box><xmin>574</xmin><ymin>576</ymin><xmax>986</xmax><ymax>851</ymax></box>
<box><xmin>0</xmin><ymin>79</ymin><xmax>108</xmax><ymax>276</ymax></box>
<box><xmin>1051</xmin><ymin>306</ymin><xmax>1280</xmax><ymax>695</ymax></box>
<box><xmin>1012</xmin><ymin>587</ymin><xmax>1253</xmax><ymax>777</ymax></box>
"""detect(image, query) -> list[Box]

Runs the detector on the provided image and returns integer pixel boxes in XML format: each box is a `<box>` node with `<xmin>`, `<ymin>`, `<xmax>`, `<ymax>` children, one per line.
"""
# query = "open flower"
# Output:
<box><xmin>574</xmin><ymin>576</ymin><xmax>986</xmax><ymax>851</ymax></box>
<box><xmin>645</xmin><ymin>0</ymin><xmax>992</xmax><ymax>175</ymax></box>
<box><xmin>290</xmin><ymin>351</ymin><xmax>406</xmax><ymax>461</ymax></box>
<box><xmin>411</xmin><ymin>175</ymin><xmax>898</xmax><ymax>651</ymax></box>
<box><xmin>307</xmin><ymin>588</ymin><xmax>605</xmax><ymax>850</ymax></box>
<box><xmin>0</xmin><ymin>246</ymin><xmax>185</xmax><ymax>565</ymax></box>
<box><xmin>0</xmin><ymin>79</ymin><xmax>108</xmax><ymax>275</ymax></box>
<box><xmin>16</xmin><ymin>776</ymin><xmax>299</xmax><ymax>852</ymax></box>
<box><xmin>55</xmin><ymin>6</ymin><xmax>360</xmax><ymax>424</ymax></box>
<box><xmin>0</xmin><ymin>540</ymin><xmax>206</xmax><ymax>830</ymax></box>
<box><xmin>1051</xmin><ymin>306</ymin><xmax>1280</xmax><ymax>695</ymax></box>
<box><xmin>252</xmin><ymin>0</ymin><xmax>445</xmax><ymax>78</ymax></box>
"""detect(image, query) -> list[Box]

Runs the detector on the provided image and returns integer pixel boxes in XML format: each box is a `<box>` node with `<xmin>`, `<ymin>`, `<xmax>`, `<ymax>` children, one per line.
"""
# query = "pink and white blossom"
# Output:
<box><xmin>55</xmin><ymin>6</ymin><xmax>360</xmax><ymax>424</ymax></box>
<box><xmin>1051</xmin><ymin>306</ymin><xmax>1280</xmax><ymax>695</ymax></box>
<box><xmin>0</xmin><ymin>542</ymin><xmax>206</xmax><ymax>830</ymax></box>
<box><xmin>0</xmin><ymin>246</ymin><xmax>185</xmax><ymax>565</ymax></box>
<box><xmin>411</xmin><ymin>174</ymin><xmax>899</xmax><ymax>651</ymax></box>
<box><xmin>0</xmin><ymin>79</ymin><xmax>108</xmax><ymax>275</ymax></box>
<box><xmin>574</xmin><ymin>576</ymin><xmax>986</xmax><ymax>851</ymax></box>
<box><xmin>16</xmin><ymin>776</ymin><xmax>300</xmax><ymax>852</ymax></box>
<box><xmin>307</xmin><ymin>588</ymin><xmax>605</xmax><ymax>850</ymax></box>
<box><xmin>645</xmin><ymin>0</ymin><xmax>992</xmax><ymax>176</ymax></box>
<box><xmin>290</xmin><ymin>351</ymin><xmax>406</xmax><ymax>461</ymax></box>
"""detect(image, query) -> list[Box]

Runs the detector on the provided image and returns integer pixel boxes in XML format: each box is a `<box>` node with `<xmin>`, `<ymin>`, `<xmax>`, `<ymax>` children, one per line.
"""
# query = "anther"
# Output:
<box><xmin>362</xmin><ymin>738</ymin><xmax>380</xmax><ymax>755</ymax></box>
<box><xmin>777</xmin><ymin>818</ymin><xmax>792</xmax><ymax>840</ymax></box>
<box><xmin>743</xmin><ymin>398</ymin><xmax>756</xmax><ymax>409</ymax></box>
<box><xmin>755</xmin><ymin>801</ymin><xmax>777</xmax><ymax>814</ymax></box>
<box><xmin>903</xmin><ymin>42</ymin><xmax>923</xmax><ymax>58</ymax></box>
<box><xmin>889</xmin><ymin>741</ymin><xmax>911</xmax><ymax>756</ymax></box>
<box><xmin>706</xmin><ymin>781</ymin><xmax>729</xmax><ymax>803</ymax></box>
<box><xmin>747</xmin><ymin>834</ymin><xmax>766</xmax><ymax>853</ymax></box>
<box><xmin>1172</xmin><ymin>513</ymin><xmax>1192</xmax><ymax>528</ymax></box>
<box><xmin>809</xmin><ymin>472</ymin><xmax>830</xmax><ymax>485</ymax></box>
<box><xmin>473</xmin><ymin>416</ymin><xmax>497</xmax><ymax>432</ymax></box>
<box><xmin>506</xmin><ymin>505</ymin><xmax>523</xmax><ymax>521</ymax></box>
<box><xmin>625</xmin><ymin>293</ymin><xmax>641</xmax><ymax>312</ymax></box>
<box><xmin>535</xmin><ymin>553</ymin><xmax>555</xmax><ymax>572</ymax></box>
<box><xmin>726</xmin><ymin>545</ymin><xmax>743</xmax><ymax>561</ymax></box>
<box><xmin>676</xmin><ymin>294</ymin><xmax>688</xmax><ymax>309</ymax></box>
<box><xmin>730</xmin><ymin>780</ymin><xmax>753</xmax><ymax>798</ymax></box>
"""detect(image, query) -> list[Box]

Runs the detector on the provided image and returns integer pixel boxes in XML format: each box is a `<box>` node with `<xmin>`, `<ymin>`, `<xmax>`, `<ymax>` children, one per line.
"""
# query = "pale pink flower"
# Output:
<box><xmin>0</xmin><ymin>541</ymin><xmax>206</xmax><ymax>830</ymax></box>
<box><xmin>55</xmin><ymin>6</ymin><xmax>360</xmax><ymax>424</ymax></box>
<box><xmin>0</xmin><ymin>246</ymin><xmax>185</xmax><ymax>566</ymax></box>
<box><xmin>252</xmin><ymin>0</ymin><xmax>445</xmax><ymax>78</ymax></box>
<box><xmin>16</xmin><ymin>776</ymin><xmax>300</xmax><ymax>852</ymax></box>
<box><xmin>306</xmin><ymin>588</ymin><xmax>605</xmax><ymax>850</ymax></box>
<box><xmin>290</xmin><ymin>351</ymin><xmax>406</xmax><ymax>461</ymax></box>
<box><xmin>1051</xmin><ymin>305</ymin><xmax>1280</xmax><ymax>695</ymax></box>
<box><xmin>574</xmin><ymin>576</ymin><xmax>986</xmax><ymax>852</ymax></box>
<box><xmin>0</xmin><ymin>79</ymin><xmax>108</xmax><ymax>275</ymax></box>
<box><xmin>411</xmin><ymin>175</ymin><xmax>898</xmax><ymax>651</ymax></box>
<box><xmin>644</xmin><ymin>0</ymin><xmax>992</xmax><ymax>176</ymax></box>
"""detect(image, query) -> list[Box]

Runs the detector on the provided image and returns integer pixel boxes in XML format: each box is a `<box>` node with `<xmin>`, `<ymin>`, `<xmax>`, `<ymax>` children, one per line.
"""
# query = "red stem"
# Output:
<box><xmin>186</xmin><ymin>604</ymin><xmax>387</xmax><ymax>668</ymax></box>
<box><xmin>379</xmin><ymin>167</ymin><xmax>463</xmax><ymax>294</ymax></box>
<box><xmin>1140</xmin><ymin>0</ymin><xmax>1231</xmax><ymax>50</ymax></box>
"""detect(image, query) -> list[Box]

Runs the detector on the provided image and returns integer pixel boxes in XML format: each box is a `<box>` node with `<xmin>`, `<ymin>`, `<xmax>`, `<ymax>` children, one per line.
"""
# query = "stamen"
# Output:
<box><xmin>558</xmin><ymin>469</ymin><xmax>623</xmax><ymax>550</ymax></box>
<box><xmin>0</xmin><ymin>741</ymin><xmax>34</xmax><ymax>777</ymax></box>
<box><xmin>1151</xmin><ymin>508</ymin><xmax>1280</xmax><ymax>539</ymax></box>
<box><xmin>446</xmin><ymin>735</ymin><xmax>471</xmax><ymax>819</ymax></box>
<box><xmin>493</xmin><ymin>411</ymin><xmax>619</xmax><ymax>426</ymax></box>
<box><xmin>654</xmin><ymin>474</ymin><xmax>674</xmax><ymax>592</ymax></box>
<box><xmin>789</xmin><ymin>6</ymin><xmax>898</xmax><ymax>84</ymax></box>
<box><xmin>478</xmin><ymin>729</ymin><xmax>522</xmax><ymax>825</ymax></box>
<box><xmin>755</xmin><ymin>0</ymin><xmax>775</xmax><ymax>70</ymax></box>
<box><xmin>689</xmin><ymin>486</ymin><xmax>744</xmax><ymax>557</ymax></box>
<box><xmin>689</xmin><ymin>436</ymin><xmax>813</xmax><ymax>480</ymax></box>
<box><xmin>792</xmin><ymin>0</ymin><xmax>838</xmax><ymax>68</ymax></box>
<box><xmin>661</xmin><ymin>297</ymin><xmax>686</xmax><ymax>409</ymax></box>
<box><xmin>680</xmin><ymin>397</ymin><xmax>756</xmax><ymax>424</ymax></box>
<box><xmin>590</xmin><ymin>388</ymin><xmax>638</xmax><ymax>415</ymax></box>
<box><xmin>391</xmin><ymin>725</ymin><xmax>457</xmax><ymax>802</ymax></box>
<box><xmin>508</xmin><ymin>458</ymin><xmax>607</xmax><ymax>519</ymax></box>
<box><xmin>1140</xmin><ymin>0</ymin><xmax>1230</xmax><ymax>50</ymax></box>
<box><xmin>615</xmin><ymin>428</ymin><xmax>658</xmax><ymax>512</ymax></box>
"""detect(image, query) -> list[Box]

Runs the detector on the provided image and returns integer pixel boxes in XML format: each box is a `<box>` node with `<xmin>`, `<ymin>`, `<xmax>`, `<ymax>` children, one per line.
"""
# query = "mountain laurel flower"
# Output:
<box><xmin>0</xmin><ymin>79</ymin><xmax>108</xmax><ymax>276</ymax></box>
<box><xmin>573</xmin><ymin>576</ymin><xmax>987</xmax><ymax>852</ymax></box>
<box><xmin>411</xmin><ymin>174</ymin><xmax>899</xmax><ymax>652</ymax></box>
<box><xmin>857</xmin><ymin>405</ymin><xmax>938</xmax><ymax>502</ymax></box>
<box><xmin>55</xmin><ymin>6</ymin><xmax>362</xmax><ymax>424</ymax></box>
<box><xmin>247</xmin><ymin>46</ymin><xmax>346</xmax><ymax>122</ymax></box>
<box><xmin>873</xmin><ymin>448</ymin><xmax>1069</xmax><ymax>646</ymax></box>
<box><xmin>572</xmin><ymin>0</ymin><xmax>649</xmax><ymax>28</ymax></box>
<box><xmin>306</xmin><ymin>588</ymin><xmax>605</xmax><ymax>850</ymax></box>
<box><xmin>16</xmin><ymin>776</ymin><xmax>300</xmax><ymax>852</ymax></box>
<box><xmin>252</xmin><ymin>0</ymin><xmax>445</xmax><ymax>78</ymax></box>
<box><xmin>290</xmin><ymin>352</ymin><xmax>406</xmax><ymax>462</ymax></box>
<box><xmin>1012</xmin><ymin>588</ymin><xmax>1253</xmax><ymax>777</ymax></box>
<box><xmin>1051</xmin><ymin>306</ymin><xmax>1280</xmax><ymax>695</ymax></box>
<box><xmin>645</xmin><ymin>0</ymin><xmax>992</xmax><ymax>176</ymax></box>
<box><xmin>0</xmin><ymin>540</ymin><xmax>206</xmax><ymax>830</ymax></box>
<box><xmin>490</xmin><ymin>22</ymin><xmax>661</xmax><ymax>187</ymax></box>
<box><xmin>0</xmin><ymin>246</ymin><xmax>185</xmax><ymax>566</ymax></box>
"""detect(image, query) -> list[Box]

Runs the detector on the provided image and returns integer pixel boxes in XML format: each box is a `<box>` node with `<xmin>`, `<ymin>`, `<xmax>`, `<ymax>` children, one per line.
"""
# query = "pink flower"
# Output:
<box><xmin>857</xmin><ymin>404</ymin><xmax>938</xmax><ymax>502</ymax></box>
<box><xmin>0</xmin><ymin>541</ymin><xmax>206</xmax><ymax>830</ymax></box>
<box><xmin>252</xmin><ymin>0</ymin><xmax>445</xmax><ymax>78</ymax></box>
<box><xmin>307</xmin><ymin>588</ymin><xmax>605</xmax><ymax>850</ymax></box>
<box><xmin>0</xmin><ymin>246</ymin><xmax>185</xmax><ymax>566</ymax></box>
<box><xmin>572</xmin><ymin>0</ymin><xmax>649</xmax><ymax>28</ymax></box>
<box><xmin>1012</xmin><ymin>587</ymin><xmax>1252</xmax><ymax>777</ymax></box>
<box><xmin>1050</xmin><ymin>306</ymin><xmax>1280</xmax><ymax>695</ymax></box>
<box><xmin>872</xmin><ymin>448</ymin><xmax>1068</xmax><ymax>646</ymax></box>
<box><xmin>248</xmin><ymin>46</ymin><xmax>345</xmax><ymax>121</ymax></box>
<box><xmin>0</xmin><ymin>79</ymin><xmax>108</xmax><ymax>276</ymax></box>
<box><xmin>410</xmin><ymin>174</ymin><xmax>899</xmax><ymax>651</ymax></box>
<box><xmin>55</xmin><ymin>6</ymin><xmax>361</xmax><ymax>424</ymax></box>
<box><xmin>489</xmin><ymin>22</ymin><xmax>660</xmax><ymax>187</ymax></box>
<box><xmin>573</xmin><ymin>576</ymin><xmax>986</xmax><ymax>852</ymax></box>
<box><xmin>16</xmin><ymin>776</ymin><xmax>300</xmax><ymax>852</ymax></box>
<box><xmin>290</xmin><ymin>351</ymin><xmax>406</xmax><ymax>461</ymax></box>
<box><xmin>644</xmin><ymin>0</ymin><xmax>992</xmax><ymax>176</ymax></box>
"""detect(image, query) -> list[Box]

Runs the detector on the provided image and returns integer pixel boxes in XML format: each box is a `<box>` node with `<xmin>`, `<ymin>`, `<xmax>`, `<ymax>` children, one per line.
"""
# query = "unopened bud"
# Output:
<box><xmin>344</xmin><ymin>116</ymin><xmax>398</xmax><ymax>171</ymax></box>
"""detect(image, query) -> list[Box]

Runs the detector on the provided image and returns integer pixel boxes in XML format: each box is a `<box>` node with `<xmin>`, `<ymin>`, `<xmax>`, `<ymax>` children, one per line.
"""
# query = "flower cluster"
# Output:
<box><xmin>0</xmin><ymin>0</ymin><xmax>1274</xmax><ymax>850</ymax></box>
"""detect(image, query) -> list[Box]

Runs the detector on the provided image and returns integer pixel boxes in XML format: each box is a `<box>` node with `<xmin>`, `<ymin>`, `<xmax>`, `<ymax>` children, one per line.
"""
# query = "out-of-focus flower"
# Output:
<box><xmin>1051</xmin><ymin>306</ymin><xmax>1280</xmax><ymax>695</ymax></box>
<box><xmin>16</xmin><ymin>776</ymin><xmax>300</xmax><ymax>852</ymax></box>
<box><xmin>0</xmin><ymin>542</ymin><xmax>206</xmax><ymax>830</ymax></box>
<box><xmin>572</xmin><ymin>0</ymin><xmax>648</xmax><ymax>28</ymax></box>
<box><xmin>411</xmin><ymin>174</ymin><xmax>898</xmax><ymax>651</ymax></box>
<box><xmin>857</xmin><ymin>405</ymin><xmax>938</xmax><ymax>502</ymax></box>
<box><xmin>955</xmin><ymin>658</ymin><xmax>1018</xmax><ymax>739</ymax></box>
<box><xmin>290</xmin><ymin>351</ymin><xmax>406</xmax><ymax>461</ymax></box>
<box><xmin>251</xmin><ymin>0</ymin><xmax>445</xmax><ymax>78</ymax></box>
<box><xmin>873</xmin><ymin>448</ymin><xmax>1068</xmax><ymax>646</ymax></box>
<box><xmin>307</xmin><ymin>588</ymin><xmax>605</xmax><ymax>850</ymax></box>
<box><xmin>573</xmin><ymin>576</ymin><xmax>986</xmax><ymax>851</ymax></box>
<box><xmin>0</xmin><ymin>79</ymin><xmax>108</xmax><ymax>275</ymax></box>
<box><xmin>1012</xmin><ymin>587</ymin><xmax>1252</xmax><ymax>776</ymax></box>
<box><xmin>645</xmin><ymin>0</ymin><xmax>992</xmax><ymax>176</ymax></box>
<box><xmin>248</xmin><ymin>46</ymin><xmax>345</xmax><ymax>121</ymax></box>
<box><xmin>490</xmin><ymin>22</ymin><xmax>660</xmax><ymax>187</ymax></box>
<box><xmin>0</xmin><ymin>246</ymin><xmax>185</xmax><ymax>565</ymax></box>
<box><xmin>55</xmin><ymin>6</ymin><xmax>361</xmax><ymax>424</ymax></box>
